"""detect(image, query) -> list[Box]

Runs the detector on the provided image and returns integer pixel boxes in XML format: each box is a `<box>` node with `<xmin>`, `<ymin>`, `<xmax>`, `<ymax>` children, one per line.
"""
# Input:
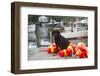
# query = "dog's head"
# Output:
<box><xmin>52</xmin><ymin>29</ymin><xmax>60</xmax><ymax>37</ymax></box>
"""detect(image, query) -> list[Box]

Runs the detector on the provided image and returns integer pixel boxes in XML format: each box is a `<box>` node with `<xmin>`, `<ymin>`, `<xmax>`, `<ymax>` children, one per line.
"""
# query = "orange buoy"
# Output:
<box><xmin>48</xmin><ymin>45</ymin><xmax>57</xmax><ymax>53</ymax></box>
<box><xmin>58</xmin><ymin>49</ymin><xmax>67</xmax><ymax>57</ymax></box>
<box><xmin>66</xmin><ymin>45</ymin><xmax>73</xmax><ymax>56</ymax></box>
<box><xmin>75</xmin><ymin>48</ymin><xmax>87</xmax><ymax>58</ymax></box>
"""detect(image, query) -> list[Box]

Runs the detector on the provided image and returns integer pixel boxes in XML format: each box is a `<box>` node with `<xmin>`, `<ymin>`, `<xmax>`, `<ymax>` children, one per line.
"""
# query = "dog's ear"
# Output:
<box><xmin>55</xmin><ymin>30</ymin><xmax>60</xmax><ymax>34</ymax></box>
<box><xmin>52</xmin><ymin>30</ymin><xmax>60</xmax><ymax>36</ymax></box>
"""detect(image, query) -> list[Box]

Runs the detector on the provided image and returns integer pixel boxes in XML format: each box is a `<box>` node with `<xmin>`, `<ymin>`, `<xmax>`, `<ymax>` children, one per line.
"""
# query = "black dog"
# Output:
<box><xmin>52</xmin><ymin>30</ymin><xmax>70</xmax><ymax>52</ymax></box>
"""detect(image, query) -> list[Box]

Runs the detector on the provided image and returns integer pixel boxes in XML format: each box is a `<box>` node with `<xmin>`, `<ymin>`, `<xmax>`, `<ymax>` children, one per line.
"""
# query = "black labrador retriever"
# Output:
<box><xmin>52</xmin><ymin>29</ymin><xmax>70</xmax><ymax>52</ymax></box>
